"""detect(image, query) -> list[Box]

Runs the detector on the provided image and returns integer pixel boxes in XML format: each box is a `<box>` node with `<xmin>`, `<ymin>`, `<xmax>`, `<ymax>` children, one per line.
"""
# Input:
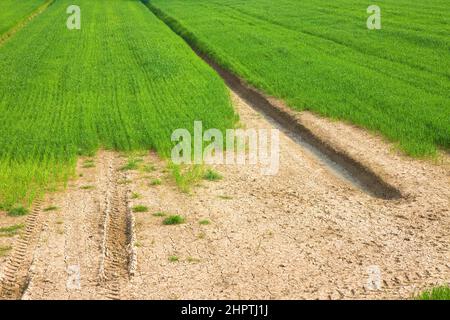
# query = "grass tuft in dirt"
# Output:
<box><xmin>187</xmin><ymin>256</ymin><xmax>200</xmax><ymax>263</ymax></box>
<box><xmin>149</xmin><ymin>178</ymin><xmax>162</xmax><ymax>186</ymax></box>
<box><xmin>197</xmin><ymin>232</ymin><xmax>206</xmax><ymax>239</ymax></box>
<box><xmin>7</xmin><ymin>205</ymin><xmax>29</xmax><ymax>217</ymax></box>
<box><xmin>121</xmin><ymin>158</ymin><xmax>143</xmax><ymax>171</ymax></box>
<box><xmin>203</xmin><ymin>169</ymin><xmax>222</xmax><ymax>181</ymax></box>
<box><xmin>0</xmin><ymin>223</ymin><xmax>24</xmax><ymax>237</ymax></box>
<box><xmin>82</xmin><ymin>159</ymin><xmax>95</xmax><ymax>168</ymax></box>
<box><xmin>80</xmin><ymin>185</ymin><xmax>95</xmax><ymax>190</ymax></box>
<box><xmin>153</xmin><ymin>211</ymin><xmax>167</xmax><ymax>217</ymax></box>
<box><xmin>141</xmin><ymin>164</ymin><xmax>156</xmax><ymax>173</ymax></box>
<box><xmin>169</xmin><ymin>164</ymin><xmax>204</xmax><ymax>193</ymax></box>
<box><xmin>0</xmin><ymin>245</ymin><xmax>12</xmax><ymax>257</ymax></box>
<box><xmin>168</xmin><ymin>255</ymin><xmax>179</xmax><ymax>262</ymax></box>
<box><xmin>417</xmin><ymin>285</ymin><xmax>450</xmax><ymax>300</ymax></box>
<box><xmin>132</xmin><ymin>205</ymin><xmax>149</xmax><ymax>213</ymax></box>
<box><xmin>43</xmin><ymin>205</ymin><xmax>58</xmax><ymax>212</ymax></box>
<box><xmin>117</xmin><ymin>179</ymin><xmax>132</xmax><ymax>185</ymax></box>
<box><xmin>131</xmin><ymin>192</ymin><xmax>141</xmax><ymax>199</ymax></box>
<box><xmin>199</xmin><ymin>219</ymin><xmax>210</xmax><ymax>225</ymax></box>
<box><xmin>163</xmin><ymin>215</ymin><xmax>185</xmax><ymax>225</ymax></box>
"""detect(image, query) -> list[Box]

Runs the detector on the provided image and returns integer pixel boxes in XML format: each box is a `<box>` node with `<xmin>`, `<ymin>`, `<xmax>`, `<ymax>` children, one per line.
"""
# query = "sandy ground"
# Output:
<box><xmin>1</xmin><ymin>153</ymin><xmax>131</xmax><ymax>300</ymax></box>
<box><xmin>0</xmin><ymin>90</ymin><xmax>449</xmax><ymax>300</ymax></box>
<box><xmin>120</xmin><ymin>92</ymin><xmax>449</xmax><ymax>299</ymax></box>
<box><xmin>0</xmin><ymin>215</ymin><xmax>27</xmax><ymax>266</ymax></box>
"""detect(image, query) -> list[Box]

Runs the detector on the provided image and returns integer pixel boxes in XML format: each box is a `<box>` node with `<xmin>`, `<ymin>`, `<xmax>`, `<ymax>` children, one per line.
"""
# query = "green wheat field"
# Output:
<box><xmin>0</xmin><ymin>0</ymin><xmax>448</xmax><ymax>210</ymax></box>
<box><xmin>150</xmin><ymin>0</ymin><xmax>449</xmax><ymax>156</ymax></box>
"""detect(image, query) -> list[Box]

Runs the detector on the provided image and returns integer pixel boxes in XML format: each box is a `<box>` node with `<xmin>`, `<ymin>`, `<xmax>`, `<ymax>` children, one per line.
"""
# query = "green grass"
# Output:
<box><xmin>187</xmin><ymin>256</ymin><xmax>200</xmax><ymax>263</ymax></box>
<box><xmin>132</xmin><ymin>205</ymin><xmax>149</xmax><ymax>213</ymax></box>
<box><xmin>121</xmin><ymin>158</ymin><xmax>143</xmax><ymax>171</ymax></box>
<box><xmin>82</xmin><ymin>159</ymin><xmax>95</xmax><ymax>168</ymax></box>
<box><xmin>168</xmin><ymin>255</ymin><xmax>179</xmax><ymax>262</ymax></box>
<box><xmin>0</xmin><ymin>224</ymin><xmax>24</xmax><ymax>237</ymax></box>
<box><xmin>163</xmin><ymin>215</ymin><xmax>185</xmax><ymax>225</ymax></box>
<box><xmin>141</xmin><ymin>164</ymin><xmax>156</xmax><ymax>173</ymax></box>
<box><xmin>131</xmin><ymin>192</ymin><xmax>141</xmax><ymax>199</ymax></box>
<box><xmin>7</xmin><ymin>205</ymin><xmax>29</xmax><ymax>217</ymax></box>
<box><xmin>152</xmin><ymin>211</ymin><xmax>167</xmax><ymax>217</ymax></box>
<box><xmin>197</xmin><ymin>232</ymin><xmax>206</xmax><ymax>239</ymax></box>
<box><xmin>43</xmin><ymin>205</ymin><xmax>58</xmax><ymax>212</ymax></box>
<box><xmin>0</xmin><ymin>245</ymin><xmax>12</xmax><ymax>257</ymax></box>
<box><xmin>0</xmin><ymin>0</ymin><xmax>235</xmax><ymax>209</ymax></box>
<box><xmin>168</xmin><ymin>164</ymin><xmax>205</xmax><ymax>193</ymax></box>
<box><xmin>80</xmin><ymin>185</ymin><xmax>95</xmax><ymax>190</ymax></box>
<box><xmin>0</xmin><ymin>0</ymin><xmax>48</xmax><ymax>37</ymax></box>
<box><xmin>118</xmin><ymin>178</ymin><xmax>132</xmax><ymax>185</ymax></box>
<box><xmin>149</xmin><ymin>178</ymin><xmax>162</xmax><ymax>186</ymax></box>
<box><xmin>150</xmin><ymin>0</ymin><xmax>450</xmax><ymax>157</ymax></box>
<box><xmin>417</xmin><ymin>285</ymin><xmax>450</xmax><ymax>300</ymax></box>
<box><xmin>203</xmin><ymin>169</ymin><xmax>222</xmax><ymax>181</ymax></box>
<box><xmin>199</xmin><ymin>219</ymin><xmax>210</xmax><ymax>225</ymax></box>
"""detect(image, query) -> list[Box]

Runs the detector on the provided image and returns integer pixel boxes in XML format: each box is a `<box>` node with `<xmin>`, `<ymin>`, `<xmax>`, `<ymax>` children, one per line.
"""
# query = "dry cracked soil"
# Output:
<box><xmin>0</xmin><ymin>90</ymin><xmax>449</xmax><ymax>300</ymax></box>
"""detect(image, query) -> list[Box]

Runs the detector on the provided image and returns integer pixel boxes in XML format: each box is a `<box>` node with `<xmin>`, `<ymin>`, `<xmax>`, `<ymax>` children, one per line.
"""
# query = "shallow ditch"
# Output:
<box><xmin>146</xmin><ymin>3</ymin><xmax>402</xmax><ymax>200</ymax></box>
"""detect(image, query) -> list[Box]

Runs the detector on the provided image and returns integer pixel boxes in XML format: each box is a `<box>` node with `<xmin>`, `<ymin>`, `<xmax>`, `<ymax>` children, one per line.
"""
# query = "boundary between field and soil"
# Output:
<box><xmin>0</xmin><ymin>200</ymin><xmax>45</xmax><ymax>299</ymax></box>
<box><xmin>0</xmin><ymin>0</ymin><xmax>55</xmax><ymax>47</ymax></box>
<box><xmin>99</xmin><ymin>156</ymin><xmax>134</xmax><ymax>300</ymax></box>
<box><xmin>144</xmin><ymin>2</ymin><xmax>402</xmax><ymax>200</ymax></box>
<box><xmin>0</xmin><ymin>153</ymin><xmax>137</xmax><ymax>300</ymax></box>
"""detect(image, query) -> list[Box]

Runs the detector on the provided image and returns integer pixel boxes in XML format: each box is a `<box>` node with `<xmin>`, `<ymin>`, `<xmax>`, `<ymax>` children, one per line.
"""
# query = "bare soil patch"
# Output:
<box><xmin>1</xmin><ymin>91</ymin><xmax>448</xmax><ymax>300</ymax></box>
<box><xmin>120</xmin><ymin>91</ymin><xmax>449</xmax><ymax>299</ymax></box>
<box><xmin>14</xmin><ymin>152</ymin><xmax>132</xmax><ymax>300</ymax></box>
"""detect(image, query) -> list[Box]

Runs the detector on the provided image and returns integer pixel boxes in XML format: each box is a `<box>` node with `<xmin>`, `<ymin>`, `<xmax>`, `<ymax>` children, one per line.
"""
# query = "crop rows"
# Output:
<box><xmin>0</xmin><ymin>0</ymin><xmax>235</xmax><ymax>208</ymax></box>
<box><xmin>150</xmin><ymin>0</ymin><xmax>450</xmax><ymax>156</ymax></box>
<box><xmin>0</xmin><ymin>0</ymin><xmax>48</xmax><ymax>36</ymax></box>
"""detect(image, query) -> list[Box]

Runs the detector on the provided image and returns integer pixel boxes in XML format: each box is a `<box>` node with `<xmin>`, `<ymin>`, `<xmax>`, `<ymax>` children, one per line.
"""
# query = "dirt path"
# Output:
<box><xmin>98</xmin><ymin>156</ymin><xmax>132</xmax><ymax>300</ymax></box>
<box><xmin>18</xmin><ymin>152</ymin><xmax>132</xmax><ymax>300</ymax></box>
<box><xmin>121</xmin><ymin>90</ymin><xmax>449</xmax><ymax>300</ymax></box>
<box><xmin>0</xmin><ymin>200</ymin><xmax>45</xmax><ymax>299</ymax></box>
<box><xmin>0</xmin><ymin>89</ymin><xmax>448</xmax><ymax>300</ymax></box>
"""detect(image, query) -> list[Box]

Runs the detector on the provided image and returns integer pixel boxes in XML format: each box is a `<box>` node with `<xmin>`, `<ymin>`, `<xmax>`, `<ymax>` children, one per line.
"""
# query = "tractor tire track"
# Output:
<box><xmin>125</xmin><ymin>91</ymin><xmax>449</xmax><ymax>300</ymax></box>
<box><xmin>99</xmin><ymin>155</ymin><xmax>132</xmax><ymax>300</ymax></box>
<box><xmin>0</xmin><ymin>200</ymin><xmax>45</xmax><ymax>299</ymax></box>
<box><xmin>0</xmin><ymin>0</ymin><xmax>55</xmax><ymax>47</ymax></box>
<box><xmin>145</xmin><ymin>2</ymin><xmax>402</xmax><ymax>200</ymax></box>
<box><xmin>19</xmin><ymin>151</ymin><xmax>135</xmax><ymax>300</ymax></box>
